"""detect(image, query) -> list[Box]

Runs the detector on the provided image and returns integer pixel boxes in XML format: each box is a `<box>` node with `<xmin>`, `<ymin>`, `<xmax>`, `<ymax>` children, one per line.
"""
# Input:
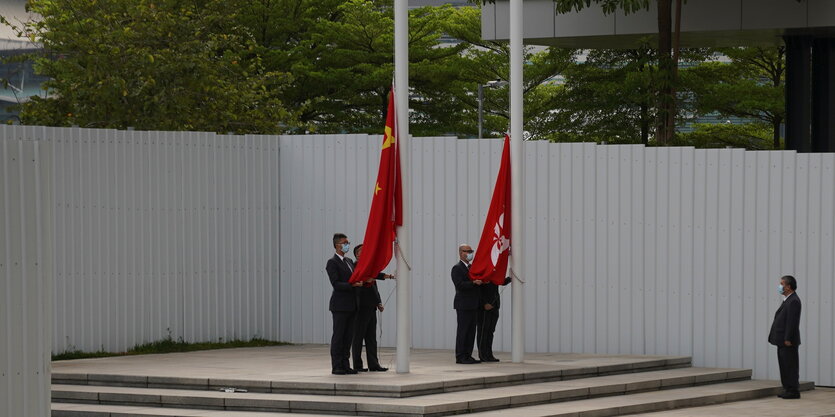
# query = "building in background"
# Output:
<box><xmin>0</xmin><ymin>0</ymin><xmax>47</xmax><ymax>123</ymax></box>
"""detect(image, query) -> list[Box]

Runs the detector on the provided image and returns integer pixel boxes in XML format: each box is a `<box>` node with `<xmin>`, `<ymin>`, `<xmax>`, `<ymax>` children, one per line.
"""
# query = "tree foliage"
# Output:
<box><xmin>676</xmin><ymin>123</ymin><xmax>776</xmax><ymax>150</ymax></box>
<box><xmin>685</xmin><ymin>47</ymin><xmax>785</xmax><ymax>149</ymax></box>
<box><xmin>443</xmin><ymin>7</ymin><xmax>576</xmax><ymax>139</ymax></box>
<box><xmin>552</xmin><ymin>0</ymin><xmax>682</xmax><ymax>145</ymax></box>
<box><xmin>5</xmin><ymin>0</ymin><xmax>787</xmax><ymax>150</ymax></box>
<box><xmin>16</xmin><ymin>0</ymin><xmax>298</xmax><ymax>133</ymax></box>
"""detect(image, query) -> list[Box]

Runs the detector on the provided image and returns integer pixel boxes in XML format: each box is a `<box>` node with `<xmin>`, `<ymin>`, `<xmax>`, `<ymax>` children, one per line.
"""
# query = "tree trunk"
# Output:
<box><xmin>656</xmin><ymin>0</ymin><xmax>673</xmax><ymax>146</ymax></box>
<box><xmin>641</xmin><ymin>101</ymin><xmax>650</xmax><ymax>144</ymax></box>
<box><xmin>773</xmin><ymin>118</ymin><xmax>782</xmax><ymax>149</ymax></box>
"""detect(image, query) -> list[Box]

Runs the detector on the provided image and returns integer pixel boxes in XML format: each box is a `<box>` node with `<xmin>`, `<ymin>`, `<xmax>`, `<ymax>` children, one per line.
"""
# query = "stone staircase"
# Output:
<box><xmin>50</xmin><ymin>354</ymin><xmax>814</xmax><ymax>417</ymax></box>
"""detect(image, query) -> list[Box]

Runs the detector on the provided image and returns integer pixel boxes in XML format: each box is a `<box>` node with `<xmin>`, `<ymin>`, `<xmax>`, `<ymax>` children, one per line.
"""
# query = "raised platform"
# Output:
<box><xmin>50</xmin><ymin>345</ymin><xmax>815</xmax><ymax>417</ymax></box>
<box><xmin>52</xmin><ymin>345</ymin><xmax>691</xmax><ymax>398</ymax></box>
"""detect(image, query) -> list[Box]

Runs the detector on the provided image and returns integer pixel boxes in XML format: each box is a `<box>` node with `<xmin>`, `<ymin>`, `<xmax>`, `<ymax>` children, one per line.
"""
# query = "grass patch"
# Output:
<box><xmin>52</xmin><ymin>338</ymin><xmax>290</xmax><ymax>361</ymax></box>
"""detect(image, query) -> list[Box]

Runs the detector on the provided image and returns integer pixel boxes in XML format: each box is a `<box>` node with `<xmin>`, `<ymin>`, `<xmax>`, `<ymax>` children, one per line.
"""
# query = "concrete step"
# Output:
<box><xmin>52</xmin><ymin>367</ymin><xmax>753</xmax><ymax>417</ymax></box>
<box><xmin>52</xmin><ymin>355</ymin><xmax>692</xmax><ymax>398</ymax></box>
<box><xmin>465</xmin><ymin>380</ymin><xmax>816</xmax><ymax>417</ymax></box>
<box><xmin>51</xmin><ymin>380</ymin><xmax>816</xmax><ymax>417</ymax></box>
<box><xmin>51</xmin><ymin>402</ymin><xmax>331</xmax><ymax>416</ymax></box>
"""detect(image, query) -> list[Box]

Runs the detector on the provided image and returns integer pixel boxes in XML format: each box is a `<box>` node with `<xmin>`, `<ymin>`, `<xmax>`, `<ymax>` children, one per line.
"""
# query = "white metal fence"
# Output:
<box><xmin>2</xmin><ymin>125</ymin><xmax>833</xmax><ymax>386</ymax></box>
<box><xmin>1</xmin><ymin>139</ymin><xmax>52</xmax><ymax>417</ymax></box>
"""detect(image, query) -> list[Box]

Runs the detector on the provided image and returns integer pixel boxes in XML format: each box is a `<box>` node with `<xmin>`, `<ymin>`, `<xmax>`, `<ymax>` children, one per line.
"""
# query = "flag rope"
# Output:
<box><xmin>510</xmin><ymin>267</ymin><xmax>525</xmax><ymax>284</ymax></box>
<box><xmin>394</xmin><ymin>239</ymin><xmax>412</xmax><ymax>271</ymax></box>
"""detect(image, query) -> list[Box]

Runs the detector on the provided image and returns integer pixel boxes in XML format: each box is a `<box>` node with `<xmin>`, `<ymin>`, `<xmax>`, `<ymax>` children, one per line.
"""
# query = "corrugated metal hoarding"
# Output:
<box><xmin>2</xmin><ymin>125</ymin><xmax>833</xmax><ymax>387</ymax></box>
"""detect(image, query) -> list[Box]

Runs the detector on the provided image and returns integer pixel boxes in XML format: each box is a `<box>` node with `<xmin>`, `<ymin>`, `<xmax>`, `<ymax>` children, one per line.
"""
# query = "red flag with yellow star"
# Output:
<box><xmin>350</xmin><ymin>88</ymin><xmax>402</xmax><ymax>283</ymax></box>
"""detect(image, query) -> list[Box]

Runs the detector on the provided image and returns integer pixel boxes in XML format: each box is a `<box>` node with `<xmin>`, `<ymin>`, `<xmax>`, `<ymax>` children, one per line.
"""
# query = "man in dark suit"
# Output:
<box><xmin>351</xmin><ymin>244</ymin><xmax>393</xmax><ymax>372</ymax></box>
<box><xmin>768</xmin><ymin>275</ymin><xmax>802</xmax><ymax>399</ymax></box>
<box><xmin>326</xmin><ymin>233</ymin><xmax>363</xmax><ymax>375</ymax></box>
<box><xmin>477</xmin><ymin>276</ymin><xmax>511</xmax><ymax>362</ymax></box>
<box><xmin>451</xmin><ymin>243</ymin><xmax>483</xmax><ymax>364</ymax></box>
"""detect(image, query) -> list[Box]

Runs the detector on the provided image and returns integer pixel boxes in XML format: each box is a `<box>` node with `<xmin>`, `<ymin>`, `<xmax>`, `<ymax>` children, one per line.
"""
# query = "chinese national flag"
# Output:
<box><xmin>469</xmin><ymin>135</ymin><xmax>511</xmax><ymax>285</ymax></box>
<box><xmin>350</xmin><ymin>88</ymin><xmax>403</xmax><ymax>283</ymax></box>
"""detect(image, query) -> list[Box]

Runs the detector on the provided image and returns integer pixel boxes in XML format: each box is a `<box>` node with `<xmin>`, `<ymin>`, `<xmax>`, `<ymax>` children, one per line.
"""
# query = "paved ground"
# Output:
<box><xmin>626</xmin><ymin>387</ymin><xmax>835</xmax><ymax>417</ymax></box>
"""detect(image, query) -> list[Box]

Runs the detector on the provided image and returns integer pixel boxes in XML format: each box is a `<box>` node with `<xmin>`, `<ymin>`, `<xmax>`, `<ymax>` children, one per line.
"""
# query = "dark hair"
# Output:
<box><xmin>353</xmin><ymin>244</ymin><xmax>363</xmax><ymax>258</ymax></box>
<box><xmin>333</xmin><ymin>233</ymin><xmax>347</xmax><ymax>248</ymax></box>
<box><xmin>781</xmin><ymin>275</ymin><xmax>797</xmax><ymax>291</ymax></box>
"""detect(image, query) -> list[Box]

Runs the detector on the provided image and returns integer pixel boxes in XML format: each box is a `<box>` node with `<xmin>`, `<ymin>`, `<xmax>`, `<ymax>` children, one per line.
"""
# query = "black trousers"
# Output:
<box><xmin>455</xmin><ymin>309</ymin><xmax>478</xmax><ymax>361</ymax></box>
<box><xmin>330</xmin><ymin>311</ymin><xmax>356</xmax><ymax>371</ymax></box>
<box><xmin>477</xmin><ymin>308</ymin><xmax>499</xmax><ymax>360</ymax></box>
<box><xmin>777</xmin><ymin>345</ymin><xmax>800</xmax><ymax>394</ymax></box>
<box><xmin>352</xmin><ymin>308</ymin><xmax>379</xmax><ymax>369</ymax></box>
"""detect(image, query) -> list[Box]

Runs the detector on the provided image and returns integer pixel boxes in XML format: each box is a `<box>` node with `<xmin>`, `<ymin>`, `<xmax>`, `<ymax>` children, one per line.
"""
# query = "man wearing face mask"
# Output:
<box><xmin>451</xmin><ymin>243</ymin><xmax>483</xmax><ymax>364</ymax></box>
<box><xmin>768</xmin><ymin>275</ymin><xmax>802</xmax><ymax>399</ymax></box>
<box><xmin>326</xmin><ymin>233</ymin><xmax>363</xmax><ymax>375</ymax></box>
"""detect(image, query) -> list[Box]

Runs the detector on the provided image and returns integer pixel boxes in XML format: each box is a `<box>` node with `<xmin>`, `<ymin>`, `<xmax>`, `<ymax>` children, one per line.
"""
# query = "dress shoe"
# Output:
<box><xmin>781</xmin><ymin>392</ymin><xmax>800</xmax><ymax>399</ymax></box>
<box><xmin>354</xmin><ymin>368</ymin><xmax>369</xmax><ymax>372</ymax></box>
<box><xmin>332</xmin><ymin>369</ymin><xmax>347</xmax><ymax>375</ymax></box>
<box><xmin>481</xmin><ymin>357</ymin><xmax>500</xmax><ymax>363</ymax></box>
<box><xmin>345</xmin><ymin>368</ymin><xmax>358</xmax><ymax>375</ymax></box>
<box><xmin>369</xmin><ymin>366</ymin><xmax>388</xmax><ymax>372</ymax></box>
<box><xmin>457</xmin><ymin>357</ymin><xmax>480</xmax><ymax>364</ymax></box>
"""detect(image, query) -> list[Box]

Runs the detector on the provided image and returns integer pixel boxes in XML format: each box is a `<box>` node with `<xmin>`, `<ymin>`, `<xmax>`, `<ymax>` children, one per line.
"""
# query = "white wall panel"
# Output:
<box><xmin>3</xmin><ymin>125</ymin><xmax>835</xmax><ymax>386</ymax></box>
<box><xmin>0</xmin><ymin>139</ymin><xmax>52</xmax><ymax>417</ymax></box>
<box><xmin>4</xmin><ymin>127</ymin><xmax>280</xmax><ymax>353</ymax></box>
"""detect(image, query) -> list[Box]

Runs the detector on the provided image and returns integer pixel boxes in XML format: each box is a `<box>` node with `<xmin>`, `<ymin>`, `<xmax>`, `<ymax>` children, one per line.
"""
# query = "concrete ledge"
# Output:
<box><xmin>223</xmin><ymin>396</ymin><xmax>291</xmax><ymax>411</ymax></box>
<box><xmin>290</xmin><ymin>399</ymin><xmax>357</xmax><ymax>413</ymax></box>
<box><xmin>88</xmin><ymin>374</ymin><xmax>149</xmax><ymax>386</ymax></box>
<box><xmin>160</xmin><ymin>394</ymin><xmax>225</xmax><ymax>408</ymax></box>
<box><xmin>99</xmin><ymin>392</ymin><xmax>161</xmax><ymax>405</ymax></box>
<box><xmin>209</xmin><ymin>378</ymin><xmax>271</xmax><ymax>393</ymax></box>
<box><xmin>53</xmin><ymin>389</ymin><xmax>99</xmax><ymax>402</ymax></box>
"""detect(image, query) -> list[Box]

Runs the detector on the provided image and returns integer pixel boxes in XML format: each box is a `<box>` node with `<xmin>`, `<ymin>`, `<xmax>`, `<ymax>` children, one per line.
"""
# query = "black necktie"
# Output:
<box><xmin>344</xmin><ymin>258</ymin><xmax>353</xmax><ymax>272</ymax></box>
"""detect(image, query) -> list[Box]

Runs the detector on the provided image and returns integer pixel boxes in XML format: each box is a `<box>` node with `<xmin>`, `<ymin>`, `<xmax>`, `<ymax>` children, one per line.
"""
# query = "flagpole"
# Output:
<box><xmin>394</xmin><ymin>0</ymin><xmax>411</xmax><ymax>374</ymax></box>
<box><xmin>509</xmin><ymin>0</ymin><xmax>525</xmax><ymax>364</ymax></box>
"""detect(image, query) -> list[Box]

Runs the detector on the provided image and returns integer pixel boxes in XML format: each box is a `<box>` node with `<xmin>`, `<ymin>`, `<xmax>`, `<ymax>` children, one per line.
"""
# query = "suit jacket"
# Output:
<box><xmin>357</xmin><ymin>273</ymin><xmax>387</xmax><ymax>310</ymax></box>
<box><xmin>451</xmin><ymin>261</ymin><xmax>480</xmax><ymax>310</ymax></box>
<box><xmin>480</xmin><ymin>277</ymin><xmax>512</xmax><ymax>310</ymax></box>
<box><xmin>768</xmin><ymin>292</ymin><xmax>802</xmax><ymax>346</ymax></box>
<box><xmin>326</xmin><ymin>254</ymin><xmax>357</xmax><ymax>312</ymax></box>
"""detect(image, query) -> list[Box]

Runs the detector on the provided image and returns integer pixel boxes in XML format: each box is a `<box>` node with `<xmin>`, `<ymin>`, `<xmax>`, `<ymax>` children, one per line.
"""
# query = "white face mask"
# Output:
<box><xmin>465</xmin><ymin>252</ymin><xmax>474</xmax><ymax>262</ymax></box>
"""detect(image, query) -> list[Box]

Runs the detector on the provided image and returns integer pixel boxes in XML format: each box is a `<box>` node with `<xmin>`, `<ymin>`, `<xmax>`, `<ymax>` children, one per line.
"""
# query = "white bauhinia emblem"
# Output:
<box><xmin>490</xmin><ymin>213</ymin><xmax>510</xmax><ymax>267</ymax></box>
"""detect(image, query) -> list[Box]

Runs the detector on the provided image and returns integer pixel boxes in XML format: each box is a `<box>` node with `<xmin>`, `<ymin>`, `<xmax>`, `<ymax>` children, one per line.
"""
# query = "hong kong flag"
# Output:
<box><xmin>350</xmin><ymin>88</ymin><xmax>402</xmax><ymax>284</ymax></box>
<box><xmin>469</xmin><ymin>135</ymin><xmax>511</xmax><ymax>285</ymax></box>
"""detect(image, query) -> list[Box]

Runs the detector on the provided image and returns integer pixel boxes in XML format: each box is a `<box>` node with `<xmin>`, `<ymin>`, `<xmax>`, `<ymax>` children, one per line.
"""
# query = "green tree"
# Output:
<box><xmin>15</xmin><ymin>0</ymin><xmax>297</xmax><ymax>133</ymax></box>
<box><xmin>244</xmin><ymin>0</ymin><xmax>471</xmax><ymax>135</ymax></box>
<box><xmin>553</xmin><ymin>0</ymin><xmax>684</xmax><ymax>145</ymax></box>
<box><xmin>684</xmin><ymin>47</ymin><xmax>785</xmax><ymax>149</ymax></box>
<box><xmin>443</xmin><ymin>6</ymin><xmax>576</xmax><ymax>139</ymax></box>
<box><xmin>238</xmin><ymin>1</ymin><xmax>574</xmax><ymax>138</ymax></box>
<box><xmin>233</xmin><ymin>0</ymin><xmax>345</xmax><ymax>130</ymax></box>
<box><xmin>675</xmin><ymin>122</ymin><xmax>775</xmax><ymax>150</ymax></box>
<box><xmin>554</xmin><ymin>47</ymin><xmax>657</xmax><ymax>144</ymax></box>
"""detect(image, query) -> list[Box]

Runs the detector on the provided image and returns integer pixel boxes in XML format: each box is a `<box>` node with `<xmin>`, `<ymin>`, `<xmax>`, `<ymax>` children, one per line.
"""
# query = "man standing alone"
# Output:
<box><xmin>326</xmin><ymin>233</ymin><xmax>362</xmax><ymax>375</ymax></box>
<box><xmin>451</xmin><ymin>244</ymin><xmax>482</xmax><ymax>364</ymax></box>
<box><xmin>768</xmin><ymin>275</ymin><xmax>802</xmax><ymax>399</ymax></box>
